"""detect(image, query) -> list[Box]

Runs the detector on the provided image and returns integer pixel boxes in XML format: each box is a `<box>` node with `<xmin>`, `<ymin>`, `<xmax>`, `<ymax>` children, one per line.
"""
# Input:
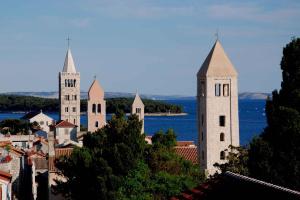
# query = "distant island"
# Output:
<box><xmin>1</xmin><ymin>91</ymin><xmax>270</xmax><ymax>100</ymax></box>
<box><xmin>0</xmin><ymin>95</ymin><xmax>183</xmax><ymax>114</ymax></box>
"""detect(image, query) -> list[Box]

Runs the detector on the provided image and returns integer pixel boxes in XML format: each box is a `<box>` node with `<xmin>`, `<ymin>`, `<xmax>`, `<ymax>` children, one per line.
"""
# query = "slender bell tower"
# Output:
<box><xmin>131</xmin><ymin>92</ymin><xmax>145</xmax><ymax>134</ymax></box>
<box><xmin>59</xmin><ymin>44</ymin><xmax>81</xmax><ymax>129</ymax></box>
<box><xmin>87</xmin><ymin>78</ymin><xmax>106</xmax><ymax>133</ymax></box>
<box><xmin>197</xmin><ymin>40</ymin><xmax>239</xmax><ymax>175</ymax></box>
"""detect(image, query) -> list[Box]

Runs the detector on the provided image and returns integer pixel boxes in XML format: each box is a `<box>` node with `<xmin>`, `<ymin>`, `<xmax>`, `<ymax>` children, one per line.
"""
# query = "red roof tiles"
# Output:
<box><xmin>174</xmin><ymin>146</ymin><xmax>199</xmax><ymax>164</ymax></box>
<box><xmin>55</xmin><ymin>120</ymin><xmax>76</xmax><ymax>128</ymax></box>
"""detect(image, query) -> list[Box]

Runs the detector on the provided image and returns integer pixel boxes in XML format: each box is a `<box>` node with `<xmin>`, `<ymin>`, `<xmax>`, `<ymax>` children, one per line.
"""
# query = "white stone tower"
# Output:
<box><xmin>59</xmin><ymin>48</ymin><xmax>81</xmax><ymax>129</ymax></box>
<box><xmin>131</xmin><ymin>92</ymin><xmax>145</xmax><ymax>134</ymax></box>
<box><xmin>197</xmin><ymin>40</ymin><xmax>239</xmax><ymax>175</ymax></box>
<box><xmin>87</xmin><ymin>78</ymin><xmax>106</xmax><ymax>133</ymax></box>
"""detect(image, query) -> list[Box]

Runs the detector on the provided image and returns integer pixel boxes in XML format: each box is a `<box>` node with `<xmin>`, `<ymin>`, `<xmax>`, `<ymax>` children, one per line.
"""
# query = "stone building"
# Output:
<box><xmin>87</xmin><ymin>79</ymin><xmax>106</xmax><ymax>133</ymax></box>
<box><xmin>0</xmin><ymin>170</ymin><xmax>12</xmax><ymax>200</ymax></box>
<box><xmin>197</xmin><ymin>40</ymin><xmax>239</xmax><ymax>175</ymax></box>
<box><xmin>59</xmin><ymin>48</ymin><xmax>80</xmax><ymax>130</ymax></box>
<box><xmin>21</xmin><ymin>110</ymin><xmax>54</xmax><ymax>133</ymax></box>
<box><xmin>131</xmin><ymin>93</ymin><xmax>145</xmax><ymax>133</ymax></box>
<box><xmin>54</xmin><ymin>120</ymin><xmax>77</xmax><ymax>145</ymax></box>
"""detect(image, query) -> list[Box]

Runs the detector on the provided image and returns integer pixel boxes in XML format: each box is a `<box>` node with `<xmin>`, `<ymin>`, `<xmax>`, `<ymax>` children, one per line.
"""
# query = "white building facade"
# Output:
<box><xmin>59</xmin><ymin>48</ymin><xmax>81</xmax><ymax>130</ymax></box>
<box><xmin>197</xmin><ymin>40</ymin><xmax>239</xmax><ymax>175</ymax></box>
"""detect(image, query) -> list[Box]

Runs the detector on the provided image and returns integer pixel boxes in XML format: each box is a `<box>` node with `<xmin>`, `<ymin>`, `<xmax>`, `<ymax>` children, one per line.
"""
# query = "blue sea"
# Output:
<box><xmin>0</xmin><ymin>99</ymin><xmax>266</xmax><ymax>146</ymax></box>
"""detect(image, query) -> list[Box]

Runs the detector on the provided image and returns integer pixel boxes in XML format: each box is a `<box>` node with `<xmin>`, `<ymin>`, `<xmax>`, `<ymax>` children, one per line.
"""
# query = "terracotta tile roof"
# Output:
<box><xmin>0</xmin><ymin>143</ymin><xmax>24</xmax><ymax>156</ymax></box>
<box><xmin>0</xmin><ymin>170</ymin><xmax>12</xmax><ymax>182</ymax></box>
<box><xmin>174</xmin><ymin>146</ymin><xmax>199</xmax><ymax>164</ymax></box>
<box><xmin>49</xmin><ymin>148</ymin><xmax>74</xmax><ymax>172</ymax></box>
<box><xmin>176</xmin><ymin>141</ymin><xmax>195</xmax><ymax>147</ymax></box>
<box><xmin>55</xmin><ymin>120</ymin><xmax>77</xmax><ymax>128</ymax></box>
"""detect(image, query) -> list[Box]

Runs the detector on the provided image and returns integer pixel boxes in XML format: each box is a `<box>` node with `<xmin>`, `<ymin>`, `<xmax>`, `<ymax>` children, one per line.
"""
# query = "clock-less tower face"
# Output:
<box><xmin>59</xmin><ymin>49</ymin><xmax>80</xmax><ymax>129</ymax></box>
<box><xmin>197</xmin><ymin>40</ymin><xmax>239</xmax><ymax>176</ymax></box>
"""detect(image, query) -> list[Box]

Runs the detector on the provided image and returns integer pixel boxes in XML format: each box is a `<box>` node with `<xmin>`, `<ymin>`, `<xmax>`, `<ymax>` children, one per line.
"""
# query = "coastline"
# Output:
<box><xmin>145</xmin><ymin>112</ymin><xmax>188</xmax><ymax>116</ymax></box>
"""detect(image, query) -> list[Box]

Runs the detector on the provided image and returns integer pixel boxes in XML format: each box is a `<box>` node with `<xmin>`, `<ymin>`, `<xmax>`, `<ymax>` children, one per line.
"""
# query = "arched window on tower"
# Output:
<box><xmin>220</xmin><ymin>151</ymin><xmax>225</xmax><ymax>160</ymax></box>
<box><xmin>97</xmin><ymin>104</ymin><xmax>101</xmax><ymax>113</ymax></box>
<box><xmin>220</xmin><ymin>133</ymin><xmax>225</xmax><ymax>141</ymax></box>
<box><xmin>74</xmin><ymin>79</ymin><xmax>76</xmax><ymax>87</ymax></box>
<box><xmin>71</xmin><ymin>79</ymin><xmax>74</xmax><ymax>87</ymax></box>
<box><xmin>68</xmin><ymin>79</ymin><xmax>71</xmax><ymax>87</ymax></box>
<box><xmin>65</xmin><ymin>80</ymin><xmax>68</xmax><ymax>87</ymax></box>
<box><xmin>95</xmin><ymin>121</ymin><xmax>99</xmax><ymax>128</ymax></box>
<box><xmin>92</xmin><ymin>104</ymin><xmax>96</xmax><ymax>113</ymax></box>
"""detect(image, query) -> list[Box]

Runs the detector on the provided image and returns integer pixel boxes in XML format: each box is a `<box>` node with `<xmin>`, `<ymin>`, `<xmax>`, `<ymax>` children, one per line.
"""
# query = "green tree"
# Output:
<box><xmin>54</xmin><ymin>112</ymin><xmax>145</xmax><ymax>199</ymax></box>
<box><xmin>213</xmin><ymin>145</ymin><xmax>249</xmax><ymax>176</ymax></box>
<box><xmin>248</xmin><ymin>37</ymin><xmax>300</xmax><ymax>190</ymax></box>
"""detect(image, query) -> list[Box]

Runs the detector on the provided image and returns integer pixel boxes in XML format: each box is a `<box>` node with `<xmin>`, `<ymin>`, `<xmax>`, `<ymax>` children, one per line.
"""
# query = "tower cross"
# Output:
<box><xmin>215</xmin><ymin>29</ymin><xmax>219</xmax><ymax>40</ymax></box>
<box><xmin>66</xmin><ymin>36</ymin><xmax>71</xmax><ymax>48</ymax></box>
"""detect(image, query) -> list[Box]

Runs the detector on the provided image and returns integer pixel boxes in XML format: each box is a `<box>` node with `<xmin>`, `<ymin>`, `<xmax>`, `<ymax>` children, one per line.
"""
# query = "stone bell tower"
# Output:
<box><xmin>59</xmin><ymin>48</ymin><xmax>81</xmax><ymax>129</ymax></box>
<box><xmin>131</xmin><ymin>92</ymin><xmax>145</xmax><ymax>134</ymax></box>
<box><xmin>197</xmin><ymin>40</ymin><xmax>239</xmax><ymax>175</ymax></box>
<box><xmin>87</xmin><ymin>78</ymin><xmax>106</xmax><ymax>133</ymax></box>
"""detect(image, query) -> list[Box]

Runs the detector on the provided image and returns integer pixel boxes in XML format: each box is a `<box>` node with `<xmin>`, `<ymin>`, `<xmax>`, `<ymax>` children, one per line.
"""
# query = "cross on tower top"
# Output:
<box><xmin>66</xmin><ymin>36</ymin><xmax>71</xmax><ymax>48</ymax></box>
<box><xmin>215</xmin><ymin>29</ymin><xmax>219</xmax><ymax>40</ymax></box>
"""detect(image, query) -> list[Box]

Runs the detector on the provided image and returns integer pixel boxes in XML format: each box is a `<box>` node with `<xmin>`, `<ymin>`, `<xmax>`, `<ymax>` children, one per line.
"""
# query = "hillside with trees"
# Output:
<box><xmin>0</xmin><ymin>95</ymin><xmax>183</xmax><ymax>114</ymax></box>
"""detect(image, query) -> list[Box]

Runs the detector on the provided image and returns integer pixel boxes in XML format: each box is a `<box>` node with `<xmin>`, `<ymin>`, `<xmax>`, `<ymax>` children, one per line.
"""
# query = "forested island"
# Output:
<box><xmin>0</xmin><ymin>95</ymin><xmax>183</xmax><ymax>114</ymax></box>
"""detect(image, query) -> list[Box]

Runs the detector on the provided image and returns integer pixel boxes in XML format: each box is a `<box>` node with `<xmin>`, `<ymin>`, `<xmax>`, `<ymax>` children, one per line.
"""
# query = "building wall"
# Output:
<box><xmin>0</xmin><ymin>179</ymin><xmax>11</xmax><ymax>200</ymax></box>
<box><xmin>87</xmin><ymin>100</ymin><xmax>106</xmax><ymax>133</ymax></box>
<box><xmin>30</xmin><ymin>113</ymin><xmax>54</xmax><ymax>133</ymax></box>
<box><xmin>55</xmin><ymin>127</ymin><xmax>77</xmax><ymax>144</ymax></box>
<box><xmin>59</xmin><ymin>72</ymin><xmax>81</xmax><ymax>129</ymax></box>
<box><xmin>198</xmin><ymin>76</ymin><xmax>239</xmax><ymax>175</ymax></box>
<box><xmin>131</xmin><ymin>101</ymin><xmax>145</xmax><ymax>133</ymax></box>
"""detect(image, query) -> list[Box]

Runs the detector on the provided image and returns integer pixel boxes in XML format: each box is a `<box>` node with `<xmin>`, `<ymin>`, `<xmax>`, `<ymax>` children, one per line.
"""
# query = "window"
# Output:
<box><xmin>46</xmin><ymin>121</ymin><xmax>49</xmax><ymax>126</ymax></box>
<box><xmin>65</xmin><ymin>80</ymin><xmax>68</xmax><ymax>87</ymax></box>
<box><xmin>68</xmin><ymin>79</ymin><xmax>71</xmax><ymax>87</ymax></box>
<box><xmin>73</xmin><ymin>119</ymin><xmax>76</xmax><ymax>124</ymax></box>
<box><xmin>220</xmin><ymin>151</ymin><xmax>225</xmax><ymax>160</ymax></box>
<box><xmin>40</xmin><ymin>121</ymin><xmax>44</xmax><ymax>125</ymax></box>
<box><xmin>219</xmin><ymin>115</ymin><xmax>225</xmax><ymax>127</ymax></box>
<box><xmin>201</xmin><ymin>132</ymin><xmax>204</xmax><ymax>141</ymax></box>
<box><xmin>73</xmin><ymin>107</ymin><xmax>76</xmax><ymax>112</ymax></box>
<box><xmin>215</xmin><ymin>83</ymin><xmax>221</xmax><ymax>96</ymax></box>
<box><xmin>223</xmin><ymin>84</ymin><xmax>229</xmax><ymax>97</ymax></box>
<box><xmin>95</xmin><ymin>121</ymin><xmax>99</xmax><ymax>128</ymax></box>
<box><xmin>74</xmin><ymin>79</ymin><xmax>76</xmax><ymax>87</ymax></box>
<box><xmin>64</xmin><ymin>95</ymin><xmax>69</xmax><ymax>100</ymax></box>
<box><xmin>73</xmin><ymin>95</ymin><xmax>77</xmax><ymax>100</ymax></box>
<box><xmin>220</xmin><ymin>133</ymin><xmax>225</xmax><ymax>141</ymax></box>
<box><xmin>136</xmin><ymin>108</ymin><xmax>141</xmax><ymax>114</ymax></box>
<box><xmin>92</xmin><ymin>104</ymin><xmax>96</xmax><ymax>113</ymax></box>
<box><xmin>97</xmin><ymin>104</ymin><xmax>101</xmax><ymax>113</ymax></box>
<box><xmin>65</xmin><ymin>107</ymin><xmax>69</xmax><ymax>112</ymax></box>
<box><xmin>200</xmin><ymin>81</ymin><xmax>205</xmax><ymax>96</ymax></box>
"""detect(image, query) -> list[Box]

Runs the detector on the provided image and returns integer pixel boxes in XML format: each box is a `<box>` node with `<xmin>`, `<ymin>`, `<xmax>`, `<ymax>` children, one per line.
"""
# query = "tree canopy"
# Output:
<box><xmin>248</xmin><ymin>37</ymin><xmax>300</xmax><ymax>190</ymax></box>
<box><xmin>53</xmin><ymin>113</ymin><xmax>204</xmax><ymax>199</ymax></box>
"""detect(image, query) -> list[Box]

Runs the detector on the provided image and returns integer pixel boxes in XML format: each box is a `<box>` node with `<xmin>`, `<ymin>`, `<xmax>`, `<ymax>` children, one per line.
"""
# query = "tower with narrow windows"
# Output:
<box><xmin>197</xmin><ymin>40</ymin><xmax>239</xmax><ymax>175</ymax></box>
<box><xmin>87</xmin><ymin>78</ymin><xmax>106</xmax><ymax>133</ymax></box>
<box><xmin>59</xmin><ymin>48</ymin><xmax>81</xmax><ymax>129</ymax></box>
<box><xmin>131</xmin><ymin>92</ymin><xmax>144</xmax><ymax>134</ymax></box>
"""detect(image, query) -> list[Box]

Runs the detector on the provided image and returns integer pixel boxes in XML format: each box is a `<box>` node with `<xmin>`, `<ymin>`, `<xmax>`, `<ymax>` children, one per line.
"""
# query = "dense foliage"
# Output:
<box><xmin>0</xmin><ymin>119</ymin><xmax>37</xmax><ymax>134</ymax></box>
<box><xmin>0</xmin><ymin>95</ymin><xmax>183</xmax><ymax>113</ymax></box>
<box><xmin>247</xmin><ymin>38</ymin><xmax>300</xmax><ymax>190</ymax></box>
<box><xmin>54</xmin><ymin>113</ymin><xmax>204</xmax><ymax>200</ymax></box>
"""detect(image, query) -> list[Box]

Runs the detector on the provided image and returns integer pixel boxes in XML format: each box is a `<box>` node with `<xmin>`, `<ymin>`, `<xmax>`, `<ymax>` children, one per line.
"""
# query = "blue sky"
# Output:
<box><xmin>0</xmin><ymin>0</ymin><xmax>299</xmax><ymax>96</ymax></box>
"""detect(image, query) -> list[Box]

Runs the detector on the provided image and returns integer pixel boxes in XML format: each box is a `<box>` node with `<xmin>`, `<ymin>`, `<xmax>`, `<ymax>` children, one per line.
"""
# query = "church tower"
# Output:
<box><xmin>197</xmin><ymin>40</ymin><xmax>239</xmax><ymax>175</ymax></box>
<box><xmin>87</xmin><ymin>78</ymin><xmax>106</xmax><ymax>132</ymax></box>
<box><xmin>131</xmin><ymin>92</ymin><xmax>144</xmax><ymax>133</ymax></box>
<box><xmin>59</xmin><ymin>48</ymin><xmax>81</xmax><ymax>129</ymax></box>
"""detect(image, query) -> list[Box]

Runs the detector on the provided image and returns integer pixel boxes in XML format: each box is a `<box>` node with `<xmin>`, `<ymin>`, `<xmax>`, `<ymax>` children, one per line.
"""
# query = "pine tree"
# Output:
<box><xmin>248</xmin><ymin>37</ymin><xmax>300</xmax><ymax>190</ymax></box>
